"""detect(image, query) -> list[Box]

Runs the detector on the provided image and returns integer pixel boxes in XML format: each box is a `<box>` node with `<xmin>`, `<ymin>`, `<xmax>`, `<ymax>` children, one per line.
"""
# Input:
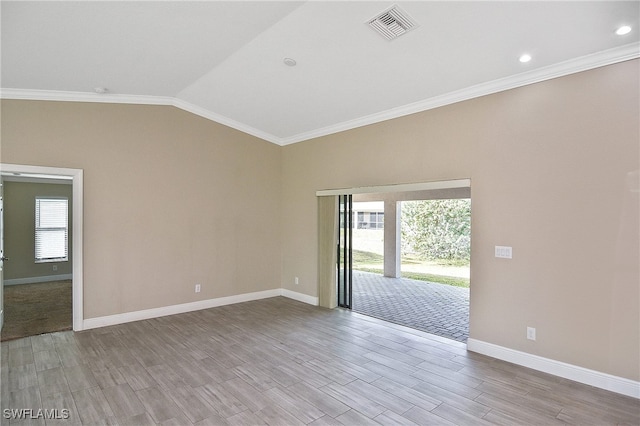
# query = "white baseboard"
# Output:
<box><xmin>281</xmin><ymin>289</ymin><xmax>319</xmax><ymax>306</ymax></box>
<box><xmin>4</xmin><ymin>274</ymin><xmax>73</xmax><ymax>286</ymax></box>
<box><xmin>82</xmin><ymin>287</ymin><xmax>320</xmax><ymax>331</ymax></box>
<box><xmin>467</xmin><ymin>338</ymin><xmax>640</xmax><ymax>399</ymax></box>
<box><xmin>78</xmin><ymin>288</ymin><xmax>318</xmax><ymax>331</ymax></box>
<box><xmin>82</xmin><ymin>289</ymin><xmax>282</xmax><ymax>330</ymax></box>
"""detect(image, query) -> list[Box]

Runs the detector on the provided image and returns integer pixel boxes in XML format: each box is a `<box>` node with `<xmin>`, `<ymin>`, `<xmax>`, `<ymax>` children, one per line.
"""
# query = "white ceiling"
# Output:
<box><xmin>2</xmin><ymin>1</ymin><xmax>639</xmax><ymax>145</ymax></box>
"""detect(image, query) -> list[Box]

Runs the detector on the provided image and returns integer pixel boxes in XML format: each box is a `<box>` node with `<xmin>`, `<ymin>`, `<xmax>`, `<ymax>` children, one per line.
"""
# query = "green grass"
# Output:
<box><xmin>353</xmin><ymin>249</ymin><xmax>384</xmax><ymax>265</ymax></box>
<box><xmin>352</xmin><ymin>249</ymin><xmax>470</xmax><ymax>288</ymax></box>
<box><xmin>402</xmin><ymin>253</ymin><xmax>469</xmax><ymax>268</ymax></box>
<box><xmin>400</xmin><ymin>271</ymin><xmax>469</xmax><ymax>288</ymax></box>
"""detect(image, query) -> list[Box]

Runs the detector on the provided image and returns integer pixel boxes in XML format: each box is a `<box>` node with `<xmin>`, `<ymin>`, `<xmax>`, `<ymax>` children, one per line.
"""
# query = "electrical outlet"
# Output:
<box><xmin>52</xmin><ymin>265</ymin><xmax>58</xmax><ymax>272</ymax></box>
<box><xmin>527</xmin><ymin>327</ymin><xmax>536</xmax><ymax>341</ymax></box>
<box><xmin>195</xmin><ymin>284</ymin><xmax>201</xmax><ymax>293</ymax></box>
<box><xmin>295</xmin><ymin>277</ymin><xmax>299</xmax><ymax>285</ymax></box>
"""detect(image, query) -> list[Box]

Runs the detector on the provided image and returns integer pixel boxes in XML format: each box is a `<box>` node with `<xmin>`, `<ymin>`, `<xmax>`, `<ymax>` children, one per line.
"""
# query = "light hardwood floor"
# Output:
<box><xmin>1</xmin><ymin>297</ymin><xmax>638</xmax><ymax>425</ymax></box>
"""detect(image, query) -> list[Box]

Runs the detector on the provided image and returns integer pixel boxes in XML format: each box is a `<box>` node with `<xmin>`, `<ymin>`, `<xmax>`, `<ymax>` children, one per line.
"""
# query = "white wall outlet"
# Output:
<box><xmin>195</xmin><ymin>284</ymin><xmax>201</xmax><ymax>293</ymax></box>
<box><xmin>527</xmin><ymin>327</ymin><xmax>536</xmax><ymax>341</ymax></box>
<box><xmin>295</xmin><ymin>277</ymin><xmax>299</xmax><ymax>285</ymax></box>
<box><xmin>52</xmin><ymin>265</ymin><xmax>58</xmax><ymax>271</ymax></box>
<box><xmin>495</xmin><ymin>246</ymin><xmax>513</xmax><ymax>259</ymax></box>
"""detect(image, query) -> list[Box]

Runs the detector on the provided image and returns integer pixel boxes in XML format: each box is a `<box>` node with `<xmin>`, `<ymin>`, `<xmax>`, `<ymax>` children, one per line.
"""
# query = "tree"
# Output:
<box><xmin>401</xmin><ymin>199</ymin><xmax>471</xmax><ymax>261</ymax></box>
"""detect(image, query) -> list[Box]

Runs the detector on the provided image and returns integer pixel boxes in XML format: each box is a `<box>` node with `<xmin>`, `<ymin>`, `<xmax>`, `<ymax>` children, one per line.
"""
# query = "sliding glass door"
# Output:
<box><xmin>337</xmin><ymin>194</ymin><xmax>352</xmax><ymax>309</ymax></box>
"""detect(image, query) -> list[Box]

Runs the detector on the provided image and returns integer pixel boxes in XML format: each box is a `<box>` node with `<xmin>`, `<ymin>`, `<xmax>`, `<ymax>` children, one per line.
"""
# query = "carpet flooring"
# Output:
<box><xmin>1</xmin><ymin>280</ymin><xmax>72</xmax><ymax>341</ymax></box>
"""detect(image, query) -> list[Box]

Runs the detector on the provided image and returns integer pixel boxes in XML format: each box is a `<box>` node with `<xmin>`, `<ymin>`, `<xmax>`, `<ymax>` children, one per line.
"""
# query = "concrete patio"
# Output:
<box><xmin>351</xmin><ymin>270</ymin><xmax>470</xmax><ymax>343</ymax></box>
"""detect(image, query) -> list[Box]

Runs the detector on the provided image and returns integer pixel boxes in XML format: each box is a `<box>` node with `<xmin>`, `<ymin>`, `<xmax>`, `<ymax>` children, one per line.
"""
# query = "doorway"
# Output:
<box><xmin>322</xmin><ymin>180</ymin><xmax>471</xmax><ymax>343</ymax></box>
<box><xmin>0</xmin><ymin>163</ymin><xmax>84</xmax><ymax>335</ymax></box>
<box><xmin>352</xmin><ymin>196</ymin><xmax>470</xmax><ymax>342</ymax></box>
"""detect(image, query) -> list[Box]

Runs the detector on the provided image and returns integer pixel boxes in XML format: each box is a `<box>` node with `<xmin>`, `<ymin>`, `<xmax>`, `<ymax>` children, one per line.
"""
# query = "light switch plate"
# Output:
<box><xmin>495</xmin><ymin>246</ymin><xmax>513</xmax><ymax>259</ymax></box>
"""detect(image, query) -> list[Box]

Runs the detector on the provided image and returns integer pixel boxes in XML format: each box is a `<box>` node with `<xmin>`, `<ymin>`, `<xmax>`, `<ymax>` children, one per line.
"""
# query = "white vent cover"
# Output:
<box><xmin>367</xmin><ymin>5</ymin><xmax>418</xmax><ymax>41</ymax></box>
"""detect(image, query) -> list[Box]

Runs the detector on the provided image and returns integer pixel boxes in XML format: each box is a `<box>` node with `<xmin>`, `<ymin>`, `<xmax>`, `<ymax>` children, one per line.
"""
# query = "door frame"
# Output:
<box><xmin>0</xmin><ymin>163</ymin><xmax>84</xmax><ymax>331</ymax></box>
<box><xmin>317</xmin><ymin>178</ymin><xmax>471</xmax><ymax>313</ymax></box>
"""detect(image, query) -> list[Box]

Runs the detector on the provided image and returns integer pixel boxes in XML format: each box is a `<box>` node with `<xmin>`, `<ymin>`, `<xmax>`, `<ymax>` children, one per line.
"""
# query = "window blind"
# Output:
<box><xmin>35</xmin><ymin>198</ymin><xmax>68</xmax><ymax>262</ymax></box>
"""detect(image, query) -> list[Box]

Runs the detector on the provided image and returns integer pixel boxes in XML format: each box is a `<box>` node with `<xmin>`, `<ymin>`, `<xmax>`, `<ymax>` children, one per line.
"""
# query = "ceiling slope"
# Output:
<box><xmin>2</xmin><ymin>1</ymin><xmax>639</xmax><ymax>145</ymax></box>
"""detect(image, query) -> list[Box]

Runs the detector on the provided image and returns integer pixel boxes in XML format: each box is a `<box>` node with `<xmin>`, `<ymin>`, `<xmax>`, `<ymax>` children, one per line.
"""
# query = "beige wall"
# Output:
<box><xmin>281</xmin><ymin>60</ymin><xmax>639</xmax><ymax>381</ymax></box>
<box><xmin>0</xmin><ymin>101</ymin><xmax>282</xmax><ymax>319</ymax></box>
<box><xmin>0</xmin><ymin>60</ymin><xmax>637</xmax><ymax>382</ymax></box>
<box><xmin>3</xmin><ymin>181</ymin><xmax>73</xmax><ymax>281</ymax></box>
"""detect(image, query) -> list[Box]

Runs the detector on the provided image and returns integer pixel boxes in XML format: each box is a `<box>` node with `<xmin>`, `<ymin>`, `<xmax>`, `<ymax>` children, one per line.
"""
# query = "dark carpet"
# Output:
<box><xmin>1</xmin><ymin>280</ymin><xmax>72</xmax><ymax>341</ymax></box>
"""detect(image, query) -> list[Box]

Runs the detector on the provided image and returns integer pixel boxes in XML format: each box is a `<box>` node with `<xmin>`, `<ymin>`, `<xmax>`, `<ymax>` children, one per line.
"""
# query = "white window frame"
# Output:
<box><xmin>35</xmin><ymin>197</ymin><xmax>69</xmax><ymax>263</ymax></box>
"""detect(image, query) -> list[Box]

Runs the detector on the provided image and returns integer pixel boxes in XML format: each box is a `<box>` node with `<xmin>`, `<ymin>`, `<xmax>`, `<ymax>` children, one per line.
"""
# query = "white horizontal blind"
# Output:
<box><xmin>35</xmin><ymin>197</ymin><xmax>68</xmax><ymax>262</ymax></box>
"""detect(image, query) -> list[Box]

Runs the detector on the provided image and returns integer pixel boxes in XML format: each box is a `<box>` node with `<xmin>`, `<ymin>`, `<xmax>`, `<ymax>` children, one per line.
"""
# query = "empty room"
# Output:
<box><xmin>1</xmin><ymin>1</ymin><xmax>639</xmax><ymax>425</ymax></box>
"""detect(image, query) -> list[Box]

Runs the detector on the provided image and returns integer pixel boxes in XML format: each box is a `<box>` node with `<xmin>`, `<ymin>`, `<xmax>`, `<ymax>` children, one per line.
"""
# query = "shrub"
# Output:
<box><xmin>401</xmin><ymin>199</ymin><xmax>471</xmax><ymax>261</ymax></box>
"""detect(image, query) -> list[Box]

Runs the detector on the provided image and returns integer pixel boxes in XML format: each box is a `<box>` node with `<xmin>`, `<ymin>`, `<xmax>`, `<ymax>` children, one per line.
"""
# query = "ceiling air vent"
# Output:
<box><xmin>367</xmin><ymin>5</ymin><xmax>418</xmax><ymax>41</ymax></box>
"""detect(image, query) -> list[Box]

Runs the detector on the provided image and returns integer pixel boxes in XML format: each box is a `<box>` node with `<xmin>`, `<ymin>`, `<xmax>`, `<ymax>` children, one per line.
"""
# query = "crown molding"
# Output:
<box><xmin>0</xmin><ymin>88</ymin><xmax>174</xmax><ymax>106</ymax></box>
<box><xmin>171</xmin><ymin>98</ymin><xmax>281</xmax><ymax>145</ymax></box>
<box><xmin>0</xmin><ymin>88</ymin><xmax>283</xmax><ymax>145</ymax></box>
<box><xmin>2</xmin><ymin>41</ymin><xmax>638</xmax><ymax>146</ymax></box>
<box><xmin>279</xmin><ymin>41</ymin><xmax>640</xmax><ymax>145</ymax></box>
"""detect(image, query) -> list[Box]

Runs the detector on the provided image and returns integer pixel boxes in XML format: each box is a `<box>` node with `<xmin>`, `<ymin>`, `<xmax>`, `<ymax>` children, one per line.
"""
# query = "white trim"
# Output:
<box><xmin>467</xmin><ymin>338</ymin><xmax>640</xmax><ymax>399</ymax></box>
<box><xmin>0</xmin><ymin>88</ymin><xmax>173</xmax><ymax>106</ymax></box>
<box><xmin>316</xmin><ymin>178</ymin><xmax>471</xmax><ymax>197</ymax></box>
<box><xmin>172</xmin><ymin>98</ymin><xmax>281</xmax><ymax>145</ymax></box>
<box><xmin>72</xmin><ymin>170</ymin><xmax>84</xmax><ymax>331</ymax></box>
<box><xmin>279</xmin><ymin>42</ymin><xmax>640</xmax><ymax>145</ymax></box>
<box><xmin>0</xmin><ymin>89</ymin><xmax>281</xmax><ymax>146</ymax></box>
<box><xmin>2</xmin><ymin>176</ymin><xmax>72</xmax><ymax>185</ymax></box>
<box><xmin>281</xmin><ymin>289</ymin><xmax>319</xmax><ymax>306</ymax></box>
<box><xmin>4</xmin><ymin>274</ymin><xmax>72</xmax><ymax>286</ymax></box>
<box><xmin>82</xmin><ymin>289</ymin><xmax>282</xmax><ymax>330</ymax></box>
<box><xmin>82</xmin><ymin>287</ymin><xmax>319</xmax><ymax>331</ymax></box>
<box><xmin>0</xmin><ymin>163</ymin><xmax>84</xmax><ymax>332</ymax></box>
<box><xmin>2</xmin><ymin>42</ymin><xmax>637</xmax><ymax>146</ymax></box>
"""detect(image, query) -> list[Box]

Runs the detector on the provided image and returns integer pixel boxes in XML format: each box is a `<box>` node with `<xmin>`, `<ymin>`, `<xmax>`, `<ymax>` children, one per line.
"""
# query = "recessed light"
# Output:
<box><xmin>616</xmin><ymin>25</ymin><xmax>632</xmax><ymax>36</ymax></box>
<box><xmin>283</xmin><ymin>58</ymin><xmax>297</xmax><ymax>67</ymax></box>
<box><xmin>519</xmin><ymin>54</ymin><xmax>532</xmax><ymax>63</ymax></box>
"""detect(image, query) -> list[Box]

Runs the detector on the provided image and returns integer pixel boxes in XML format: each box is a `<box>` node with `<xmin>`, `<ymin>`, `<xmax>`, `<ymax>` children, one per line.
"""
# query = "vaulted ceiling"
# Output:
<box><xmin>2</xmin><ymin>1</ymin><xmax>638</xmax><ymax>145</ymax></box>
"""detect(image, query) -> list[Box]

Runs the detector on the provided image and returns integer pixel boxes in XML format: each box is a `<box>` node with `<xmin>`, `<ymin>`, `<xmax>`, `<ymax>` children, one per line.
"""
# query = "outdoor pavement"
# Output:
<box><xmin>351</xmin><ymin>270</ymin><xmax>469</xmax><ymax>343</ymax></box>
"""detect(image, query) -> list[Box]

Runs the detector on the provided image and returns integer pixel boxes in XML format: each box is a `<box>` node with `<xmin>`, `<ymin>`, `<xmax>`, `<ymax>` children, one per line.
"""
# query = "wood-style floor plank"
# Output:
<box><xmin>1</xmin><ymin>296</ymin><xmax>637</xmax><ymax>425</ymax></box>
<box><xmin>37</xmin><ymin>367</ymin><xmax>70</xmax><ymax>397</ymax></box>
<box><xmin>320</xmin><ymin>382</ymin><xmax>387</xmax><ymax>418</ymax></box>
<box><xmin>33</xmin><ymin>349</ymin><xmax>61</xmax><ymax>372</ymax></box>
<box><xmin>135</xmin><ymin>386</ymin><xmax>182</xmax><ymax>424</ymax></box>
<box><xmin>102</xmin><ymin>383</ymin><xmax>146</xmax><ymax>419</ymax></box>
<box><xmin>71</xmin><ymin>386</ymin><xmax>114</xmax><ymax>424</ymax></box>
<box><xmin>286</xmin><ymin>381</ymin><xmax>350</xmax><ymax>418</ymax></box>
<box><xmin>264</xmin><ymin>386</ymin><xmax>326</xmax><ymax>424</ymax></box>
<box><xmin>374</xmin><ymin>409</ymin><xmax>420</xmax><ymax>425</ymax></box>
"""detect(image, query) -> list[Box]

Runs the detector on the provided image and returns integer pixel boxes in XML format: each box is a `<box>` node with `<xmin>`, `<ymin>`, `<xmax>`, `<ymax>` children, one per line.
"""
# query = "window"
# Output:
<box><xmin>373</xmin><ymin>212</ymin><xmax>384</xmax><ymax>229</ymax></box>
<box><xmin>35</xmin><ymin>197</ymin><xmax>68</xmax><ymax>262</ymax></box>
<box><xmin>356</xmin><ymin>211</ymin><xmax>384</xmax><ymax>229</ymax></box>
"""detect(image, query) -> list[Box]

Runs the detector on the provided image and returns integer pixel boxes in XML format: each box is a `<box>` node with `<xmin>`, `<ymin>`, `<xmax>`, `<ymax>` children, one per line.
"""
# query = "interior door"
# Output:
<box><xmin>337</xmin><ymin>194</ymin><xmax>352</xmax><ymax>309</ymax></box>
<box><xmin>1</xmin><ymin>176</ymin><xmax>5</xmax><ymax>331</ymax></box>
